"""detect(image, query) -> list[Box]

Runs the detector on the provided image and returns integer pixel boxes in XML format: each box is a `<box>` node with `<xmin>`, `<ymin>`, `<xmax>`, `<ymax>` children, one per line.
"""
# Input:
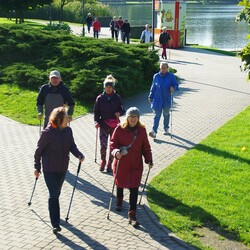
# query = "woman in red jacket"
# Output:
<box><xmin>110</xmin><ymin>107</ymin><xmax>153</xmax><ymax>227</ymax></box>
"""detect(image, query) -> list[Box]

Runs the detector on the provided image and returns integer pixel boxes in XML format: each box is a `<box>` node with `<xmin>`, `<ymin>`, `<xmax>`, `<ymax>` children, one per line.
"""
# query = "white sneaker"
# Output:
<box><xmin>163</xmin><ymin>128</ymin><xmax>169</xmax><ymax>135</ymax></box>
<box><xmin>149</xmin><ymin>131</ymin><xmax>156</xmax><ymax>138</ymax></box>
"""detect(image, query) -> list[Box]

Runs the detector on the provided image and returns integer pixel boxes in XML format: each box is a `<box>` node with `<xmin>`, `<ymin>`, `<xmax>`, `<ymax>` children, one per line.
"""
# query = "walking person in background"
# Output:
<box><xmin>92</xmin><ymin>17</ymin><xmax>101</xmax><ymax>39</ymax></box>
<box><xmin>86</xmin><ymin>13</ymin><xmax>93</xmax><ymax>34</ymax></box>
<box><xmin>110</xmin><ymin>107</ymin><xmax>153</xmax><ymax>227</ymax></box>
<box><xmin>121</xmin><ymin>19</ymin><xmax>131</xmax><ymax>44</ymax></box>
<box><xmin>159</xmin><ymin>27</ymin><xmax>171</xmax><ymax>60</ymax></box>
<box><xmin>140</xmin><ymin>24</ymin><xmax>152</xmax><ymax>43</ymax></box>
<box><xmin>34</xmin><ymin>107</ymin><xmax>84</xmax><ymax>233</ymax></box>
<box><xmin>148</xmin><ymin>62</ymin><xmax>178</xmax><ymax>138</ymax></box>
<box><xmin>117</xmin><ymin>16</ymin><xmax>124</xmax><ymax>41</ymax></box>
<box><xmin>36</xmin><ymin>70</ymin><xmax>75</xmax><ymax>129</ymax></box>
<box><xmin>109</xmin><ymin>16</ymin><xmax>119</xmax><ymax>41</ymax></box>
<box><xmin>94</xmin><ymin>75</ymin><xmax>125</xmax><ymax>172</ymax></box>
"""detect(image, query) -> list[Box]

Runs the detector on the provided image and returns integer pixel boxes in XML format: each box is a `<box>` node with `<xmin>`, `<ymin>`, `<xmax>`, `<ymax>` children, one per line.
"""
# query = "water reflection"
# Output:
<box><xmin>109</xmin><ymin>3</ymin><xmax>249</xmax><ymax>50</ymax></box>
<box><xmin>186</xmin><ymin>4</ymin><xmax>249</xmax><ymax>50</ymax></box>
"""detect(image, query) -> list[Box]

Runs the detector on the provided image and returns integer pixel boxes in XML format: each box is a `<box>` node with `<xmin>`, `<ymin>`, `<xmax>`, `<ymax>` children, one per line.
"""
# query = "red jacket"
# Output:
<box><xmin>110</xmin><ymin>125</ymin><xmax>152</xmax><ymax>188</ymax></box>
<box><xmin>92</xmin><ymin>20</ymin><xmax>101</xmax><ymax>31</ymax></box>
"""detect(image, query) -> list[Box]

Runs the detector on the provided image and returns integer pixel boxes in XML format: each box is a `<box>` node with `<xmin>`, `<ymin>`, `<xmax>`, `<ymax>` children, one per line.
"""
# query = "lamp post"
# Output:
<box><xmin>49</xmin><ymin>4</ymin><xmax>52</xmax><ymax>29</ymax></box>
<box><xmin>152</xmin><ymin>0</ymin><xmax>155</xmax><ymax>50</ymax></box>
<box><xmin>82</xmin><ymin>0</ymin><xmax>85</xmax><ymax>36</ymax></box>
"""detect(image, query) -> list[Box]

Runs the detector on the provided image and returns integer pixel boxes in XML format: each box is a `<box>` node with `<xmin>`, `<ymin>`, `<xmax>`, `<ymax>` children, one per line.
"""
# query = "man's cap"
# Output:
<box><xmin>126</xmin><ymin>107</ymin><xmax>140</xmax><ymax>118</ymax></box>
<box><xmin>49</xmin><ymin>70</ymin><xmax>61</xmax><ymax>78</ymax></box>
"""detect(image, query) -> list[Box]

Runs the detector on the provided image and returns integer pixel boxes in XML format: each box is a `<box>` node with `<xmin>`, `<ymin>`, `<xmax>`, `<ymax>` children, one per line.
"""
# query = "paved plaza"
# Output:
<box><xmin>1</xmin><ymin>33</ymin><xmax>250</xmax><ymax>249</ymax></box>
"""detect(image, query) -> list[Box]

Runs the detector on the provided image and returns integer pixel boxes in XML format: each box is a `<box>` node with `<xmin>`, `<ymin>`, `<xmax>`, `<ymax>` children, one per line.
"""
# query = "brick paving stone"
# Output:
<box><xmin>1</xmin><ymin>40</ymin><xmax>250</xmax><ymax>250</ymax></box>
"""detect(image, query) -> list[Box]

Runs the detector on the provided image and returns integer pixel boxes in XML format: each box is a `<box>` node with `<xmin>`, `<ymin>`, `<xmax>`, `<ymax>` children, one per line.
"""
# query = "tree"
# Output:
<box><xmin>236</xmin><ymin>0</ymin><xmax>250</xmax><ymax>79</ymax></box>
<box><xmin>0</xmin><ymin>0</ymin><xmax>52</xmax><ymax>23</ymax></box>
<box><xmin>53</xmin><ymin>0</ymin><xmax>74</xmax><ymax>22</ymax></box>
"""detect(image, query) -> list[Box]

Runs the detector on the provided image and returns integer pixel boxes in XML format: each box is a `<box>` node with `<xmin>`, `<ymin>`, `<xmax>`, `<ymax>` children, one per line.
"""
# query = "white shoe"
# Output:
<box><xmin>163</xmin><ymin>128</ymin><xmax>169</xmax><ymax>135</ymax></box>
<box><xmin>149</xmin><ymin>131</ymin><xmax>156</xmax><ymax>138</ymax></box>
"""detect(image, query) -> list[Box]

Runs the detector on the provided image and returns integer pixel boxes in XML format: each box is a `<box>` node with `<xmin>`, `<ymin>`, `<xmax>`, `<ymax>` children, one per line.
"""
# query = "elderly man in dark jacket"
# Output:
<box><xmin>36</xmin><ymin>70</ymin><xmax>75</xmax><ymax>128</ymax></box>
<box><xmin>121</xmin><ymin>19</ymin><xmax>131</xmax><ymax>44</ymax></box>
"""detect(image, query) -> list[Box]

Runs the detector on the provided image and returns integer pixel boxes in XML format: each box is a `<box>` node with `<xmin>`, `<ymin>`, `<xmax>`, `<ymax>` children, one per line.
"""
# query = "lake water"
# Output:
<box><xmin>109</xmin><ymin>3</ymin><xmax>249</xmax><ymax>50</ymax></box>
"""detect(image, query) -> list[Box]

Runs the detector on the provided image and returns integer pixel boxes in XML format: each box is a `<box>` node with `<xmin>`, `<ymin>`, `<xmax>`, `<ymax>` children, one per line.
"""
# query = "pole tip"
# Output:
<box><xmin>28</xmin><ymin>202</ymin><xmax>31</xmax><ymax>206</ymax></box>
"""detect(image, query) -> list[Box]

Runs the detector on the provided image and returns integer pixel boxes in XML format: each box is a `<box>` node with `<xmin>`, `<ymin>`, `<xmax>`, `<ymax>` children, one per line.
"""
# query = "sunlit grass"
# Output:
<box><xmin>0</xmin><ymin>84</ymin><xmax>89</xmax><ymax>125</ymax></box>
<box><xmin>190</xmin><ymin>45</ymin><xmax>237</xmax><ymax>56</ymax></box>
<box><xmin>148</xmin><ymin>106</ymin><xmax>250</xmax><ymax>249</ymax></box>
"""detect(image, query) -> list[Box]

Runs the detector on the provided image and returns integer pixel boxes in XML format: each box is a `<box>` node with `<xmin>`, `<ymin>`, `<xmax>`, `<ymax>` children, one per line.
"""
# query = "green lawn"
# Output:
<box><xmin>148</xmin><ymin>106</ymin><xmax>250</xmax><ymax>249</ymax></box>
<box><xmin>0</xmin><ymin>84</ymin><xmax>89</xmax><ymax>125</ymax></box>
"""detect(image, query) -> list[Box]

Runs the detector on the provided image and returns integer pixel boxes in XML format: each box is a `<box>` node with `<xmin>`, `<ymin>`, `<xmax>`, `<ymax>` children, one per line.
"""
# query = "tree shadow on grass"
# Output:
<box><xmin>196</xmin><ymin>143</ymin><xmax>250</xmax><ymax>165</ymax></box>
<box><xmin>148</xmin><ymin>186</ymin><xmax>241</xmax><ymax>243</ymax></box>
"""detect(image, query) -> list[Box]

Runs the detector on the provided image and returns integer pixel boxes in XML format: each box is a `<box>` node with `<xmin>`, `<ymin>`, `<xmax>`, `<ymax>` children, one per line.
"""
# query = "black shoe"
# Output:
<box><xmin>99</xmin><ymin>167</ymin><xmax>104</xmax><ymax>172</ymax></box>
<box><xmin>53</xmin><ymin>226</ymin><xmax>62</xmax><ymax>234</ymax></box>
<box><xmin>106</xmin><ymin>167</ymin><xmax>112</xmax><ymax>173</ymax></box>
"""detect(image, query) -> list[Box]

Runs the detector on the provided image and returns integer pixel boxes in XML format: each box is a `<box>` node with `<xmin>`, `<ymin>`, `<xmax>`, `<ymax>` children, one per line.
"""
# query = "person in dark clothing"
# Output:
<box><xmin>109</xmin><ymin>16</ymin><xmax>119</xmax><ymax>41</ymax></box>
<box><xmin>121</xmin><ymin>19</ymin><xmax>131</xmax><ymax>44</ymax></box>
<box><xmin>110</xmin><ymin>107</ymin><xmax>153</xmax><ymax>227</ymax></box>
<box><xmin>94</xmin><ymin>75</ymin><xmax>125</xmax><ymax>172</ymax></box>
<box><xmin>159</xmin><ymin>27</ymin><xmax>171</xmax><ymax>60</ymax></box>
<box><xmin>36</xmin><ymin>70</ymin><xmax>75</xmax><ymax>128</ymax></box>
<box><xmin>34</xmin><ymin>106</ymin><xmax>84</xmax><ymax>234</ymax></box>
<box><xmin>86</xmin><ymin>13</ymin><xmax>93</xmax><ymax>33</ymax></box>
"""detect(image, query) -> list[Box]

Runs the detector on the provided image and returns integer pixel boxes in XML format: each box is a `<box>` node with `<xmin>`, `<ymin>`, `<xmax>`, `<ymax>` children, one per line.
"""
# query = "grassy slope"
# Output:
<box><xmin>148</xmin><ymin>106</ymin><xmax>250</xmax><ymax>249</ymax></box>
<box><xmin>0</xmin><ymin>84</ymin><xmax>89</xmax><ymax>125</ymax></box>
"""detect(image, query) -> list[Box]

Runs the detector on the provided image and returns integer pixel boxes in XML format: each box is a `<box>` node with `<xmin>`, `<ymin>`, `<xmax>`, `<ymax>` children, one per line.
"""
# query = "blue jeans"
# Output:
<box><xmin>123</xmin><ymin>33</ymin><xmax>130</xmax><ymax>44</ymax></box>
<box><xmin>44</xmin><ymin>171</ymin><xmax>66</xmax><ymax>227</ymax></box>
<box><xmin>87</xmin><ymin>23</ymin><xmax>92</xmax><ymax>33</ymax></box>
<box><xmin>152</xmin><ymin>107</ymin><xmax>170</xmax><ymax>133</ymax></box>
<box><xmin>94</xmin><ymin>30</ymin><xmax>99</xmax><ymax>38</ymax></box>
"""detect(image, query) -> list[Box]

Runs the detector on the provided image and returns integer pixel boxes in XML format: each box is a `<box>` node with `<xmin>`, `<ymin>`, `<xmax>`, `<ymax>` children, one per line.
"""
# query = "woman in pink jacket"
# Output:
<box><xmin>110</xmin><ymin>107</ymin><xmax>153</xmax><ymax>227</ymax></box>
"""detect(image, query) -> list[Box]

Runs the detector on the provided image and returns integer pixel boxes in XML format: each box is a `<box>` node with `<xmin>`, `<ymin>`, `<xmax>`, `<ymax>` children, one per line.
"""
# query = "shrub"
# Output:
<box><xmin>0</xmin><ymin>25</ymin><xmax>159</xmax><ymax>103</ymax></box>
<box><xmin>42</xmin><ymin>22</ymin><xmax>72</xmax><ymax>33</ymax></box>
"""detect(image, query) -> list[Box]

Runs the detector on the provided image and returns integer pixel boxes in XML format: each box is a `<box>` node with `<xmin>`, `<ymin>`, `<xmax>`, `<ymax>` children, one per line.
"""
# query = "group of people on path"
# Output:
<box><xmin>86</xmin><ymin>12</ymin><xmax>172</xmax><ymax>54</ymax></box>
<box><xmin>85</xmin><ymin>13</ymin><xmax>131</xmax><ymax>43</ymax></box>
<box><xmin>34</xmin><ymin>59</ymin><xmax>178</xmax><ymax>233</ymax></box>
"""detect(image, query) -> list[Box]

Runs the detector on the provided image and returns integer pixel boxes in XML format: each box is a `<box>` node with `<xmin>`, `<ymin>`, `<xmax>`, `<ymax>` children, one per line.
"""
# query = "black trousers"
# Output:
<box><xmin>117</xmin><ymin>186</ymin><xmax>138</xmax><ymax>211</ymax></box>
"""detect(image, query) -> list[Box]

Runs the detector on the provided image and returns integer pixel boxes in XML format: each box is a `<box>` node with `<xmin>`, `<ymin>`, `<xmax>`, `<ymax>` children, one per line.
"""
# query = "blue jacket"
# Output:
<box><xmin>148</xmin><ymin>71</ymin><xmax>178</xmax><ymax>110</ymax></box>
<box><xmin>34</xmin><ymin>124</ymin><xmax>83</xmax><ymax>173</ymax></box>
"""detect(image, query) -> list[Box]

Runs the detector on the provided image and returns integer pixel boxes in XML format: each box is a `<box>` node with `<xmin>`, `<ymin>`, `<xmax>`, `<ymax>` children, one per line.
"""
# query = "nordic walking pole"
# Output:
<box><xmin>28</xmin><ymin>177</ymin><xmax>38</xmax><ymax>206</ymax></box>
<box><xmin>170</xmin><ymin>92</ymin><xmax>173</xmax><ymax>138</ymax></box>
<box><xmin>107</xmin><ymin>160</ymin><xmax>120</xmax><ymax>220</ymax></box>
<box><xmin>94</xmin><ymin>127</ymin><xmax>98</xmax><ymax>163</ymax></box>
<box><xmin>169</xmin><ymin>44</ymin><xmax>171</xmax><ymax>60</ymax></box>
<box><xmin>39</xmin><ymin>119</ymin><xmax>42</xmax><ymax>136</ymax></box>
<box><xmin>65</xmin><ymin>161</ymin><xmax>82</xmax><ymax>222</ymax></box>
<box><xmin>138</xmin><ymin>167</ymin><xmax>151</xmax><ymax>205</ymax></box>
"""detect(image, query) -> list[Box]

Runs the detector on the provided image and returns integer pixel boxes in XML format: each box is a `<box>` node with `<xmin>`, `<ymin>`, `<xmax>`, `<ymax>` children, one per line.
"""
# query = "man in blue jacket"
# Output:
<box><xmin>148</xmin><ymin>62</ymin><xmax>178</xmax><ymax>138</ymax></box>
<box><xmin>36</xmin><ymin>70</ymin><xmax>75</xmax><ymax>128</ymax></box>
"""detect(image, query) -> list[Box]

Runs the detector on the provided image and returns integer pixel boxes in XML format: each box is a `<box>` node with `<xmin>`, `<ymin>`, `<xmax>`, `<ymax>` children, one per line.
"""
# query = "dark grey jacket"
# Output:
<box><xmin>34</xmin><ymin>124</ymin><xmax>83</xmax><ymax>173</ymax></box>
<box><xmin>36</xmin><ymin>82</ymin><xmax>75</xmax><ymax>126</ymax></box>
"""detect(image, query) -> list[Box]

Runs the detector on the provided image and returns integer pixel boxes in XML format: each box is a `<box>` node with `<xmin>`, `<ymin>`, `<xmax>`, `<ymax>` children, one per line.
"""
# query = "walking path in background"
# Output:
<box><xmin>1</xmin><ymin>26</ymin><xmax>250</xmax><ymax>249</ymax></box>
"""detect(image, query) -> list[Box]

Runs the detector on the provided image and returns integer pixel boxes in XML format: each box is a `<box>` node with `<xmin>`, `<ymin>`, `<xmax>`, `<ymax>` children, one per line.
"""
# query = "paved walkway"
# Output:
<box><xmin>1</xmin><ymin>27</ymin><xmax>250</xmax><ymax>249</ymax></box>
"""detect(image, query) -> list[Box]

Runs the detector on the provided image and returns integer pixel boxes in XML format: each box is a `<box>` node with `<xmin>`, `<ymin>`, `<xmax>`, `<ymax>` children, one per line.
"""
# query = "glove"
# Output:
<box><xmin>148</xmin><ymin>162</ymin><xmax>154</xmax><ymax>169</ymax></box>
